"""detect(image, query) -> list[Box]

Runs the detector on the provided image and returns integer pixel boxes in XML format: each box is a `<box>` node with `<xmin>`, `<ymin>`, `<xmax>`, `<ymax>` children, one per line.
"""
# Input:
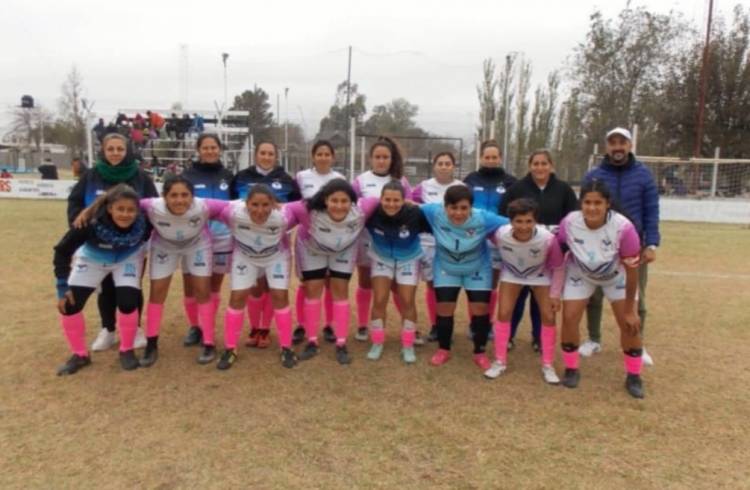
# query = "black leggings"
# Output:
<box><xmin>434</xmin><ymin>287</ymin><xmax>491</xmax><ymax>354</ymax></box>
<box><xmin>66</xmin><ymin>285</ymin><xmax>140</xmax><ymax>316</ymax></box>
<box><xmin>99</xmin><ymin>274</ymin><xmax>143</xmax><ymax>331</ymax></box>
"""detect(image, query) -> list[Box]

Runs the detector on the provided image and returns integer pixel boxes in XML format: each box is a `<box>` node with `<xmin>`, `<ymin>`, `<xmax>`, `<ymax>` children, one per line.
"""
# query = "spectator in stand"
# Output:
<box><xmin>93</xmin><ymin>118</ymin><xmax>106</xmax><ymax>142</ymax></box>
<box><xmin>130</xmin><ymin>125</ymin><xmax>145</xmax><ymax>150</ymax></box>
<box><xmin>115</xmin><ymin>113</ymin><xmax>128</xmax><ymax>127</ymax></box>
<box><xmin>166</xmin><ymin>113</ymin><xmax>179</xmax><ymax>139</ymax></box>
<box><xmin>178</xmin><ymin>114</ymin><xmax>192</xmax><ymax>140</ymax></box>
<box><xmin>105</xmin><ymin>121</ymin><xmax>119</xmax><ymax>138</ymax></box>
<box><xmin>133</xmin><ymin>113</ymin><xmax>145</xmax><ymax>129</ymax></box>
<box><xmin>190</xmin><ymin>114</ymin><xmax>205</xmax><ymax>136</ymax></box>
<box><xmin>147</xmin><ymin>111</ymin><xmax>166</xmax><ymax>136</ymax></box>
<box><xmin>1</xmin><ymin>168</ymin><xmax>12</xmax><ymax>178</ymax></box>
<box><xmin>38</xmin><ymin>160</ymin><xmax>59</xmax><ymax>180</ymax></box>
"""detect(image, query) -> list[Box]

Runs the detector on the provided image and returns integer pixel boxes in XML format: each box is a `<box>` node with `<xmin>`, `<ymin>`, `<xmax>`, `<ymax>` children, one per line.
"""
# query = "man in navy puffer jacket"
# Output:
<box><xmin>579</xmin><ymin>128</ymin><xmax>660</xmax><ymax>365</ymax></box>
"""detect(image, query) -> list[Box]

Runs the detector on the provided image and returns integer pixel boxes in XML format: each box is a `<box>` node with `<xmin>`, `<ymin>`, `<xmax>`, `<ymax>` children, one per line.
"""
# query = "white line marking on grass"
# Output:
<box><xmin>652</xmin><ymin>270</ymin><xmax>750</xmax><ymax>280</ymax></box>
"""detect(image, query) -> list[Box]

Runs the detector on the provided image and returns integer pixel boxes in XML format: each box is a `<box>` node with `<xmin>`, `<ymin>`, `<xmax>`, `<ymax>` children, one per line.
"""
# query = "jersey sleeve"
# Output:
<box><xmin>351</xmin><ymin>177</ymin><xmax>362</xmax><ymax>197</ymax></box>
<box><xmin>283</xmin><ymin>201</ymin><xmax>309</xmax><ymax>230</ymax></box>
<box><xmin>417</xmin><ymin>207</ymin><xmax>432</xmax><ymax>234</ymax></box>
<box><xmin>400</xmin><ymin>177</ymin><xmax>413</xmax><ymax>199</ymax></box>
<box><xmin>545</xmin><ymin>235</ymin><xmax>565</xmax><ymax>270</ymax></box>
<box><xmin>139</xmin><ymin>198</ymin><xmax>156</xmax><ymax>213</ymax></box>
<box><xmin>618</xmin><ymin>220</ymin><xmax>642</xmax><ymax>258</ymax></box>
<box><xmin>53</xmin><ymin>227</ymin><xmax>88</xmax><ymax>285</ymax></box>
<box><xmin>481</xmin><ymin>210</ymin><xmax>509</xmax><ymax>236</ymax></box>
<box><xmin>556</xmin><ymin>215</ymin><xmax>570</xmax><ymax>252</ymax></box>
<box><xmin>358</xmin><ymin>196</ymin><xmax>381</xmax><ymax>219</ymax></box>
<box><xmin>419</xmin><ymin>203</ymin><xmax>441</xmax><ymax>227</ymax></box>
<box><xmin>204</xmin><ymin>198</ymin><xmax>231</xmax><ymax>218</ymax></box>
<box><xmin>411</xmin><ymin>183</ymin><xmax>424</xmax><ymax>203</ymax></box>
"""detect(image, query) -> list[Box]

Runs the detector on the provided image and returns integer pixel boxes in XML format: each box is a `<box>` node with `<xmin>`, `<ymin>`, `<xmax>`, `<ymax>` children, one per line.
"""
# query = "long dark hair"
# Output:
<box><xmin>311</xmin><ymin>139</ymin><xmax>335</xmax><ymax>157</ymax></box>
<box><xmin>95</xmin><ymin>183</ymin><xmax>140</xmax><ymax>223</ymax></box>
<box><xmin>307</xmin><ymin>179</ymin><xmax>357</xmax><ymax>211</ymax></box>
<box><xmin>370</xmin><ymin>136</ymin><xmax>404</xmax><ymax>179</ymax></box>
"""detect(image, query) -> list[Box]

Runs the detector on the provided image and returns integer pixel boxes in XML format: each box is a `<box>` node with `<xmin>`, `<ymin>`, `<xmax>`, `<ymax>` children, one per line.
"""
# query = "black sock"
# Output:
<box><xmin>147</xmin><ymin>336</ymin><xmax>159</xmax><ymax>349</ymax></box>
<box><xmin>436</xmin><ymin>316</ymin><xmax>454</xmax><ymax>350</ymax></box>
<box><xmin>471</xmin><ymin>314</ymin><xmax>490</xmax><ymax>354</ymax></box>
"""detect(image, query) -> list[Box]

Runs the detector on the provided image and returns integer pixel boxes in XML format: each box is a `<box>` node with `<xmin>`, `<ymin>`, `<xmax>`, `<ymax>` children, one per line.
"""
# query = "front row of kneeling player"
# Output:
<box><xmin>53</xmin><ymin>176</ymin><xmax>645</xmax><ymax>398</ymax></box>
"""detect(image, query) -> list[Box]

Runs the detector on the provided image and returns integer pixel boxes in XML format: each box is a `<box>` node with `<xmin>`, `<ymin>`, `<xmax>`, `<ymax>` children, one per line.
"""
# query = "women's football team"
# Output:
<box><xmin>54</xmin><ymin>133</ymin><xmax>647</xmax><ymax>398</ymax></box>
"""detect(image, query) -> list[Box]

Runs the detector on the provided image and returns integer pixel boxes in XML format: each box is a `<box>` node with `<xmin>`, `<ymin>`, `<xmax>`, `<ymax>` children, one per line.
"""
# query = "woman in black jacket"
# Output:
<box><xmin>67</xmin><ymin>133</ymin><xmax>158</xmax><ymax>352</ymax></box>
<box><xmin>499</xmin><ymin>149</ymin><xmax>577</xmax><ymax>351</ymax></box>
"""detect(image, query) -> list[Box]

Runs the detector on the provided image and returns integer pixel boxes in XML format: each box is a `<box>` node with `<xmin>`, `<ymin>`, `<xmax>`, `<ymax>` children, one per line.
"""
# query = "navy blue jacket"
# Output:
<box><xmin>463</xmin><ymin>166</ymin><xmax>517</xmax><ymax>215</ymax></box>
<box><xmin>67</xmin><ymin>164</ymin><xmax>158</xmax><ymax>225</ymax></box>
<box><xmin>584</xmin><ymin>153</ymin><xmax>660</xmax><ymax>247</ymax></box>
<box><xmin>231</xmin><ymin>166</ymin><xmax>301</xmax><ymax>202</ymax></box>
<box><xmin>182</xmin><ymin>161</ymin><xmax>235</xmax><ymax>200</ymax></box>
<box><xmin>366</xmin><ymin>204</ymin><xmax>431</xmax><ymax>263</ymax></box>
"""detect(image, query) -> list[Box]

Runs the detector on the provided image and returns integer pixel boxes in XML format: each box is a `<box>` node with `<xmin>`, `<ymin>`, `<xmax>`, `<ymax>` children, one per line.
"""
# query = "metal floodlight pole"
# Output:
<box><xmin>284</xmin><ymin>87</ymin><xmax>289</xmax><ymax>171</ymax></box>
<box><xmin>694</xmin><ymin>0</ymin><xmax>714</xmax><ymax>158</ymax></box>
<box><xmin>222</xmin><ymin>53</ymin><xmax>229</xmax><ymax>110</ymax></box>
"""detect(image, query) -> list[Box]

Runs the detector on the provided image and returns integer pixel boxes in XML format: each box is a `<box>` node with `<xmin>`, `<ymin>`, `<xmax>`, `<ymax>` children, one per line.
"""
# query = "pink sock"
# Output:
<box><xmin>275</xmin><ymin>307</ymin><xmax>293</xmax><ymax>349</ymax></box>
<box><xmin>295</xmin><ymin>287</ymin><xmax>305</xmax><ymax>326</ymax></box>
<box><xmin>489</xmin><ymin>290</ymin><xmax>499</xmax><ymax>319</ymax></box>
<box><xmin>624</xmin><ymin>353</ymin><xmax>643</xmax><ymax>375</ymax></box>
<box><xmin>246</xmin><ymin>295</ymin><xmax>263</xmax><ymax>329</ymax></box>
<box><xmin>493</xmin><ymin>321</ymin><xmax>511</xmax><ymax>363</ymax></box>
<box><xmin>355</xmin><ymin>287</ymin><xmax>372</xmax><ymax>327</ymax></box>
<box><xmin>425</xmin><ymin>287</ymin><xmax>437</xmax><ymax>327</ymax></box>
<box><xmin>370</xmin><ymin>319</ymin><xmax>385</xmax><ymax>344</ymax></box>
<box><xmin>333</xmin><ymin>300</ymin><xmax>350</xmax><ymax>346</ymax></box>
<box><xmin>183</xmin><ymin>297</ymin><xmax>199</xmax><ymax>326</ymax></box>
<box><xmin>211</xmin><ymin>292</ymin><xmax>221</xmax><ymax>316</ymax></box>
<box><xmin>393</xmin><ymin>293</ymin><xmax>404</xmax><ymax>316</ymax></box>
<box><xmin>60</xmin><ymin>312</ymin><xmax>87</xmax><ymax>356</ymax></box>
<box><xmin>541</xmin><ymin>325</ymin><xmax>556</xmax><ymax>366</ymax></box>
<box><xmin>304</xmin><ymin>298</ymin><xmax>321</xmax><ymax>344</ymax></box>
<box><xmin>402</xmin><ymin>320</ymin><xmax>416</xmax><ymax>347</ymax></box>
<box><xmin>198</xmin><ymin>302</ymin><xmax>216</xmax><ymax>346</ymax></box>
<box><xmin>223</xmin><ymin>307</ymin><xmax>244</xmax><ymax>350</ymax></box>
<box><xmin>562</xmin><ymin>349</ymin><xmax>579</xmax><ymax>369</ymax></box>
<box><xmin>260</xmin><ymin>293</ymin><xmax>273</xmax><ymax>330</ymax></box>
<box><xmin>324</xmin><ymin>286</ymin><xmax>334</xmax><ymax>326</ymax></box>
<box><xmin>145</xmin><ymin>302</ymin><xmax>164</xmax><ymax>338</ymax></box>
<box><xmin>117</xmin><ymin>309</ymin><xmax>138</xmax><ymax>352</ymax></box>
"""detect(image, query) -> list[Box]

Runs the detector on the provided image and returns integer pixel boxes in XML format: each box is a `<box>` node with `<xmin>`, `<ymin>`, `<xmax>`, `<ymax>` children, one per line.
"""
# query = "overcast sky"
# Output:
<box><xmin>1</xmin><ymin>0</ymin><xmax>715</xmax><ymax>141</ymax></box>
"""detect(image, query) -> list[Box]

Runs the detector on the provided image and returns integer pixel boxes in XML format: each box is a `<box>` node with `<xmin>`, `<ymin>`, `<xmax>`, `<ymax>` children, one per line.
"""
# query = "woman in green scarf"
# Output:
<box><xmin>67</xmin><ymin>132</ymin><xmax>158</xmax><ymax>351</ymax></box>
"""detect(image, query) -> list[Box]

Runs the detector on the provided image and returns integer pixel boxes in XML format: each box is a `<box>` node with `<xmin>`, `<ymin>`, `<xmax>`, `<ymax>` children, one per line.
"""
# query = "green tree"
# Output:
<box><xmin>230</xmin><ymin>86</ymin><xmax>275</xmax><ymax>141</ymax></box>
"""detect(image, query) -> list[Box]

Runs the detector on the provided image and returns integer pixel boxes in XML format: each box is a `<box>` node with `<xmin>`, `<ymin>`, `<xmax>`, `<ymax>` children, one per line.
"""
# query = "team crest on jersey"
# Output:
<box><xmin>466</xmin><ymin>228</ymin><xmax>476</xmax><ymax>237</ymax></box>
<box><xmin>236</xmin><ymin>264</ymin><xmax>248</xmax><ymax>275</ymax></box>
<box><xmin>530</xmin><ymin>248</ymin><xmax>541</xmax><ymax>258</ymax></box>
<box><xmin>156</xmin><ymin>252</ymin><xmax>169</xmax><ymax>264</ymax></box>
<box><xmin>570</xmin><ymin>277</ymin><xmax>583</xmax><ymax>286</ymax></box>
<box><xmin>268</xmin><ymin>226</ymin><xmax>280</xmax><ymax>234</ymax></box>
<box><xmin>496</xmin><ymin>186</ymin><xmax>505</xmax><ymax>194</ymax></box>
<box><xmin>75</xmin><ymin>263</ymin><xmax>88</xmax><ymax>272</ymax></box>
<box><xmin>188</xmin><ymin>216</ymin><xmax>202</xmax><ymax>228</ymax></box>
<box><xmin>271</xmin><ymin>182</ymin><xmax>283</xmax><ymax>190</ymax></box>
<box><xmin>346</xmin><ymin>222</ymin><xmax>359</xmax><ymax>232</ymax></box>
<box><xmin>123</xmin><ymin>263</ymin><xmax>137</xmax><ymax>278</ymax></box>
<box><xmin>398</xmin><ymin>226</ymin><xmax>410</xmax><ymax>239</ymax></box>
<box><xmin>220</xmin><ymin>181</ymin><xmax>229</xmax><ymax>191</ymax></box>
<box><xmin>600</xmin><ymin>238</ymin><xmax>614</xmax><ymax>252</ymax></box>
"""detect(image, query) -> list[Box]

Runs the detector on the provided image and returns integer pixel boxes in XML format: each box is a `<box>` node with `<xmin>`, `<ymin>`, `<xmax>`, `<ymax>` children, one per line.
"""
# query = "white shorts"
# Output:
<box><xmin>419</xmin><ymin>244</ymin><xmax>436</xmax><ymax>282</ymax></box>
<box><xmin>370</xmin><ymin>257</ymin><xmax>420</xmax><ymax>286</ymax></box>
<box><xmin>356</xmin><ymin>235</ymin><xmax>371</xmax><ymax>267</ymax></box>
<box><xmin>150</xmin><ymin>243</ymin><xmax>212</xmax><ymax>280</ymax></box>
<box><xmin>562</xmin><ymin>262</ymin><xmax>627</xmax><ymax>302</ymax></box>
<box><xmin>231</xmin><ymin>250</ymin><xmax>290</xmax><ymax>291</ymax></box>
<box><xmin>68</xmin><ymin>248</ymin><xmax>145</xmax><ymax>290</ymax></box>
<box><xmin>212</xmin><ymin>251</ymin><xmax>232</xmax><ymax>275</ymax></box>
<box><xmin>296</xmin><ymin>240</ymin><xmax>357</xmax><ymax>278</ymax></box>
<box><xmin>488</xmin><ymin>241</ymin><xmax>503</xmax><ymax>270</ymax></box>
<box><xmin>500</xmin><ymin>268</ymin><xmax>551</xmax><ymax>287</ymax></box>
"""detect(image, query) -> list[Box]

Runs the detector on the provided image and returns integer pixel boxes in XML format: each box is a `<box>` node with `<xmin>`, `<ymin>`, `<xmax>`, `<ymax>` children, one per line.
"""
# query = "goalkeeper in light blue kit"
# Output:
<box><xmin>420</xmin><ymin>185</ymin><xmax>508</xmax><ymax>370</ymax></box>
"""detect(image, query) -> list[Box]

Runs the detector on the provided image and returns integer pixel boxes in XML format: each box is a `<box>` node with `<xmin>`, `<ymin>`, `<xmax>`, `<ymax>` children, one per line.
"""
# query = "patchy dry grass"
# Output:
<box><xmin>0</xmin><ymin>200</ymin><xmax>749</xmax><ymax>489</ymax></box>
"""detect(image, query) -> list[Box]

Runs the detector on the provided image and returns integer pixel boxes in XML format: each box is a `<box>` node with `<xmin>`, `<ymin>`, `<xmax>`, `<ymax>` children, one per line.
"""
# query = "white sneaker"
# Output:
<box><xmin>641</xmin><ymin>348</ymin><xmax>654</xmax><ymax>366</ymax></box>
<box><xmin>579</xmin><ymin>340</ymin><xmax>601</xmax><ymax>357</ymax></box>
<box><xmin>484</xmin><ymin>361</ymin><xmax>507</xmax><ymax>379</ymax></box>
<box><xmin>541</xmin><ymin>365</ymin><xmax>560</xmax><ymax>385</ymax></box>
<box><xmin>134</xmin><ymin>328</ymin><xmax>147</xmax><ymax>350</ymax></box>
<box><xmin>91</xmin><ymin>328</ymin><xmax>118</xmax><ymax>351</ymax></box>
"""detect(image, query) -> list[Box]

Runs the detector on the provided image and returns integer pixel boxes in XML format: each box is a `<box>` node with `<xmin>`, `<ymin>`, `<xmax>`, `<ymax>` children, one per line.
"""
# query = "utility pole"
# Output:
<box><xmin>502</xmin><ymin>54</ymin><xmax>513</xmax><ymax>159</ymax></box>
<box><xmin>694</xmin><ymin>0</ymin><xmax>714</xmax><ymax>157</ymax></box>
<box><xmin>221</xmin><ymin>52</ymin><xmax>229</xmax><ymax>110</ymax></box>
<box><xmin>345</xmin><ymin>46</ymin><xmax>353</xmax><ymax>167</ymax></box>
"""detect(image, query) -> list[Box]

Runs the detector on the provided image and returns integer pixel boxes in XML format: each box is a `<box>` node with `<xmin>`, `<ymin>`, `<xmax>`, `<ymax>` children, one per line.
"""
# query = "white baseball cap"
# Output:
<box><xmin>606</xmin><ymin>127</ymin><xmax>632</xmax><ymax>141</ymax></box>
